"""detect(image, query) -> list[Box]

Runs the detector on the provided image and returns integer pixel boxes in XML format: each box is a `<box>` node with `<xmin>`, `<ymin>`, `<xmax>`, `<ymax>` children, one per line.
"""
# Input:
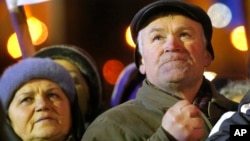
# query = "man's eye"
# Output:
<box><xmin>180</xmin><ymin>32</ymin><xmax>191</xmax><ymax>38</ymax></box>
<box><xmin>152</xmin><ymin>35</ymin><xmax>163</xmax><ymax>41</ymax></box>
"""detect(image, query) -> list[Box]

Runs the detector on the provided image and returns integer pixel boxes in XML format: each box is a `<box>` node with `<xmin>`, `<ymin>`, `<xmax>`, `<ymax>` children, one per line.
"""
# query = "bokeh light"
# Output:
<box><xmin>7</xmin><ymin>16</ymin><xmax>48</xmax><ymax>59</ymax></box>
<box><xmin>27</xmin><ymin>17</ymin><xmax>48</xmax><ymax>45</ymax></box>
<box><xmin>204</xmin><ymin>71</ymin><xmax>217</xmax><ymax>81</ymax></box>
<box><xmin>207</xmin><ymin>3</ymin><xmax>232</xmax><ymax>28</ymax></box>
<box><xmin>230</xmin><ymin>25</ymin><xmax>248</xmax><ymax>51</ymax></box>
<box><xmin>103</xmin><ymin>59</ymin><xmax>125</xmax><ymax>85</ymax></box>
<box><xmin>7</xmin><ymin>33</ymin><xmax>22</xmax><ymax>59</ymax></box>
<box><xmin>125</xmin><ymin>26</ymin><xmax>136</xmax><ymax>48</ymax></box>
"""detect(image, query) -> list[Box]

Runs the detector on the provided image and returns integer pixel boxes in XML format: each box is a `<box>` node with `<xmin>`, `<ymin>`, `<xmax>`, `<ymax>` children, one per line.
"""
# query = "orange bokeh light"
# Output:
<box><xmin>7</xmin><ymin>16</ymin><xmax>48</xmax><ymax>59</ymax></box>
<box><xmin>103</xmin><ymin>59</ymin><xmax>125</xmax><ymax>85</ymax></box>
<box><xmin>125</xmin><ymin>26</ymin><xmax>136</xmax><ymax>48</ymax></box>
<box><xmin>27</xmin><ymin>17</ymin><xmax>48</xmax><ymax>45</ymax></box>
<box><xmin>7</xmin><ymin>33</ymin><xmax>22</xmax><ymax>59</ymax></box>
<box><xmin>230</xmin><ymin>25</ymin><xmax>248</xmax><ymax>51</ymax></box>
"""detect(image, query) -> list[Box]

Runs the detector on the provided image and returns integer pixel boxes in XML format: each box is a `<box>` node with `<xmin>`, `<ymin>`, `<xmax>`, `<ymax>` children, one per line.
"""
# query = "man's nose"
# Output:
<box><xmin>163</xmin><ymin>36</ymin><xmax>181</xmax><ymax>52</ymax></box>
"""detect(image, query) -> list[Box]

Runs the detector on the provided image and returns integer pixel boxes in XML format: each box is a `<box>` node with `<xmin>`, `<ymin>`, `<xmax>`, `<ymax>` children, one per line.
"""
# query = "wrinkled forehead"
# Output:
<box><xmin>139</xmin><ymin>11</ymin><xmax>199</xmax><ymax>33</ymax></box>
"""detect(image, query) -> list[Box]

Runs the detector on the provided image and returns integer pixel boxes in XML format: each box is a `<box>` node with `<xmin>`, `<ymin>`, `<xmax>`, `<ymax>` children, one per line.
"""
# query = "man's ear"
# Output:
<box><xmin>139</xmin><ymin>59</ymin><xmax>146</xmax><ymax>74</ymax></box>
<box><xmin>204</xmin><ymin>51</ymin><xmax>212</xmax><ymax>67</ymax></box>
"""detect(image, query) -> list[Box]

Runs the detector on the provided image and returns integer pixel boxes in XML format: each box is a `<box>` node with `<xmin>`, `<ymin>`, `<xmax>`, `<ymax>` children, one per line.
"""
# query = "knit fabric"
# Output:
<box><xmin>0</xmin><ymin>57</ymin><xmax>76</xmax><ymax>112</ymax></box>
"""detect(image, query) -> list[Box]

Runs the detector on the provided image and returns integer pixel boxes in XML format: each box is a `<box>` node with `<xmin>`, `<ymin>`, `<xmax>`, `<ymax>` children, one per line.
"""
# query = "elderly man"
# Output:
<box><xmin>82</xmin><ymin>0</ymin><xmax>238</xmax><ymax>140</ymax></box>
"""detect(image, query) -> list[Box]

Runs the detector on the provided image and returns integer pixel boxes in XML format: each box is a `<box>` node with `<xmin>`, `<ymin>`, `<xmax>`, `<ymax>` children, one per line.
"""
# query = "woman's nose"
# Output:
<box><xmin>35</xmin><ymin>96</ymin><xmax>51</xmax><ymax>112</ymax></box>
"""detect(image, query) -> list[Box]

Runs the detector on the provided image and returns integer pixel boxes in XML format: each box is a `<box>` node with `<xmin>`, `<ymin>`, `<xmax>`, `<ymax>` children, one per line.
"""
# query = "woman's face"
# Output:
<box><xmin>8</xmin><ymin>79</ymin><xmax>71</xmax><ymax>141</ymax></box>
<box><xmin>54</xmin><ymin>59</ymin><xmax>89</xmax><ymax>115</ymax></box>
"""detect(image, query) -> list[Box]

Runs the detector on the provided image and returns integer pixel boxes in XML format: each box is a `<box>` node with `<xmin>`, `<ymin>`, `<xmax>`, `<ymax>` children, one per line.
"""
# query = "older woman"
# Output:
<box><xmin>0</xmin><ymin>58</ymin><xmax>84</xmax><ymax>141</ymax></box>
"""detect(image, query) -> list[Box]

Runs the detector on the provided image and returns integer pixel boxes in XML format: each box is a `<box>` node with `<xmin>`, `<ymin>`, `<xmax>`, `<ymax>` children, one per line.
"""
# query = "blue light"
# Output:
<box><xmin>216</xmin><ymin>0</ymin><xmax>245</xmax><ymax>29</ymax></box>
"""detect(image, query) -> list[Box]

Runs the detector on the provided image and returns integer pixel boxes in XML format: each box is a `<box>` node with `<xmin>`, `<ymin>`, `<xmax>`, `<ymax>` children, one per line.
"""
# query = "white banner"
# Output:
<box><xmin>6</xmin><ymin>0</ymin><xmax>49</xmax><ymax>10</ymax></box>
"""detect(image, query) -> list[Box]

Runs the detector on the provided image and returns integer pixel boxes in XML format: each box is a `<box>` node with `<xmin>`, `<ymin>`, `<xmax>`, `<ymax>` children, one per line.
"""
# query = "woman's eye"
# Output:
<box><xmin>20</xmin><ymin>97</ymin><xmax>32</xmax><ymax>104</ymax></box>
<box><xmin>48</xmin><ymin>93</ymin><xmax>60</xmax><ymax>99</ymax></box>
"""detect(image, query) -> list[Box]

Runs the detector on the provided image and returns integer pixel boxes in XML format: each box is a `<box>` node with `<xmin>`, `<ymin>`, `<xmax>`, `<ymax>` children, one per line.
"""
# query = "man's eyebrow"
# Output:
<box><xmin>148</xmin><ymin>27</ymin><xmax>165</xmax><ymax>34</ymax></box>
<box><xmin>177</xmin><ymin>25</ymin><xmax>195</xmax><ymax>31</ymax></box>
<box><xmin>148</xmin><ymin>25</ymin><xmax>195</xmax><ymax>34</ymax></box>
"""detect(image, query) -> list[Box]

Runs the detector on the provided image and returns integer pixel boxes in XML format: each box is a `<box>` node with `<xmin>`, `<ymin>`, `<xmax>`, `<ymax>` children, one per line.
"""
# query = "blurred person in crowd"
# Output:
<box><xmin>207</xmin><ymin>89</ymin><xmax>250</xmax><ymax>140</ymax></box>
<box><xmin>219</xmin><ymin>79</ymin><xmax>250</xmax><ymax>103</ymax></box>
<box><xmin>110</xmin><ymin>63</ymin><xmax>145</xmax><ymax>106</ymax></box>
<box><xmin>34</xmin><ymin>45</ymin><xmax>102</xmax><ymax>127</ymax></box>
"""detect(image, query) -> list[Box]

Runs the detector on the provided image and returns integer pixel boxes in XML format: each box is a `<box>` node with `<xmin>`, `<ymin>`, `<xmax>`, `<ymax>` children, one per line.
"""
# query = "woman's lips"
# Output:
<box><xmin>36</xmin><ymin>116</ymin><xmax>55</xmax><ymax>123</ymax></box>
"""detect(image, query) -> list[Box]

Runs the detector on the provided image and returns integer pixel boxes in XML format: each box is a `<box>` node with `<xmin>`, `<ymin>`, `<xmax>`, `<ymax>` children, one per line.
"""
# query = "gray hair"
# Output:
<box><xmin>136</xmin><ymin>21</ymin><xmax>207</xmax><ymax>56</ymax></box>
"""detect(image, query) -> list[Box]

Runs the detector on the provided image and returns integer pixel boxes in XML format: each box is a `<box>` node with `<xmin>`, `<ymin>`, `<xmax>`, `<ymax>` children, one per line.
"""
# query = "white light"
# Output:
<box><xmin>207</xmin><ymin>3</ymin><xmax>232</xmax><ymax>28</ymax></box>
<box><xmin>6</xmin><ymin>0</ymin><xmax>49</xmax><ymax>10</ymax></box>
<box><xmin>204</xmin><ymin>71</ymin><xmax>217</xmax><ymax>81</ymax></box>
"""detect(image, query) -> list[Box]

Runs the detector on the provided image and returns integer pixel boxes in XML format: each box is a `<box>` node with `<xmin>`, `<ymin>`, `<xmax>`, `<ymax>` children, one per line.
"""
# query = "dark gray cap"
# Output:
<box><xmin>130</xmin><ymin>0</ymin><xmax>214</xmax><ymax>68</ymax></box>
